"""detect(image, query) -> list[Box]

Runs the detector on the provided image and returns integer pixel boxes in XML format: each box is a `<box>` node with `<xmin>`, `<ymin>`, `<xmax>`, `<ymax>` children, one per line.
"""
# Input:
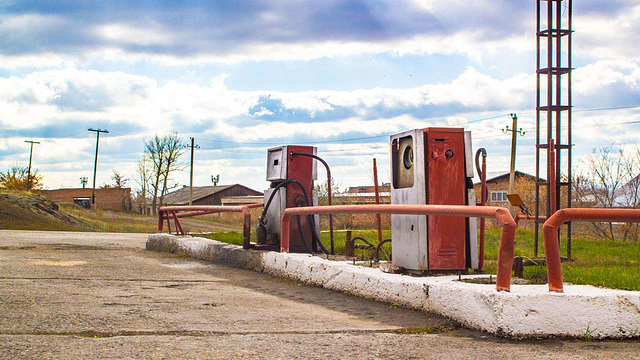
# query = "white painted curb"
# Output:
<box><xmin>147</xmin><ymin>234</ymin><xmax>640</xmax><ymax>339</ymax></box>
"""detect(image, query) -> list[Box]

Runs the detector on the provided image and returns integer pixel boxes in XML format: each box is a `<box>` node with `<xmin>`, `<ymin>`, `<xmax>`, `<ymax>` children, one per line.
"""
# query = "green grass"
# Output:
<box><xmin>482</xmin><ymin>227</ymin><xmax>640</xmax><ymax>291</ymax></box>
<box><xmin>204</xmin><ymin>227</ymin><xmax>640</xmax><ymax>291</ymax></box>
<box><xmin>203</xmin><ymin>229</ymin><xmax>392</xmax><ymax>256</ymax></box>
<box><xmin>60</xmin><ymin>204</ymin><xmax>158</xmax><ymax>233</ymax></box>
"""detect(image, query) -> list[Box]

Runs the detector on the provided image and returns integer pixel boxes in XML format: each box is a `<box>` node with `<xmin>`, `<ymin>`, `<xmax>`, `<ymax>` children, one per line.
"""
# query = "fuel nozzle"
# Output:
<box><xmin>256</xmin><ymin>216</ymin><xmax>268</xmax><ymax>244</ymax></box>
<box><xmin>295</xmin><ymin>196</ymin><xmax>306</xmax><ymax>207</ymax></box>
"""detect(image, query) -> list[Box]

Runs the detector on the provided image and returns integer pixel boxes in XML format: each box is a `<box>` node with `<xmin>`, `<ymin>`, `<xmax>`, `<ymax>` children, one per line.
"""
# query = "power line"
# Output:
<box><xmin>1</xmin><ymin>146</ymin><xmax>27</xmax><ymax>159</ymax></box>
<box><xmin>472</xmin><ymin>118</ymin><xmax>640</xmax><ymax>141</ymax></box>
<box><xmin>574</xmin><ymin>105</ymin><xmax>640</xmax><ymax>113</ymax></box>
<box><xmin>449</xmin><ymin>113</ymin><xmax>511</xmax><ymax>126</ymax></box>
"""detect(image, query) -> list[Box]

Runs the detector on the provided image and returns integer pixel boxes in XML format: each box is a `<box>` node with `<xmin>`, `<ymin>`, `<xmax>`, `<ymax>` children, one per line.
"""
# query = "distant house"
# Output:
<box><xmin>473</xmin><ymin>171</ymin><xmax>538</xmax><ymax>206</ymax></box>
<box><xmin>344</xmin><ymin>183</ymin><xmax>391</xmax><ymax>204</ymax></box>
<box><xmin>38</xmin><ymin>187</ymin><xmax>132</xmax><ymax>212</ymax></box>
<box><xmin>581</xmin><ymin>173</ymin><xmax>640</xmax><ymax>208</ymax></box>
<box><xmin>161</xmin><ymin>184</ymin><xmax>262</xmax><ymax>207</ymax></box>
<box><xmin>221</xmin><ymin>195</ymin><xmax>264</xmax><ymax>206</ymax></box>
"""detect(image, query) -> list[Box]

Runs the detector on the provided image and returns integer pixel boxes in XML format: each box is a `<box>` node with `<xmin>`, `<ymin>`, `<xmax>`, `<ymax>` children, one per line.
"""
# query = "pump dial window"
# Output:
<box><xmin>403</xmin><ymin>146</ymin><xmax>414</xmax><ymax>170</ymax></box>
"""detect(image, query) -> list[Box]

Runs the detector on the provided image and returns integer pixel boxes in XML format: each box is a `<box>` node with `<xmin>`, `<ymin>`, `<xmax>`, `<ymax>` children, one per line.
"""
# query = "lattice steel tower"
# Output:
<box><xmin>535</xmin><ymin>0</ymin><xmax>573</xmax><ymax>257</ymax></box>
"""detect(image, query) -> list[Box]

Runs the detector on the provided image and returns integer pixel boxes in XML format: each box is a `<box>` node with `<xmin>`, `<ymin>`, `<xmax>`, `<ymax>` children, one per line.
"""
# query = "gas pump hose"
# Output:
<box><xmin>259</xmin><ymin>180</ymin><xmax>329</xmax><ymax>254</ymax></box>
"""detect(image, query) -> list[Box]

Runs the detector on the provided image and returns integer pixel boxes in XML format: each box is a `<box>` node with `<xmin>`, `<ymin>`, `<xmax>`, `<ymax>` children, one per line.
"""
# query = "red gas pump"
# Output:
<box><xmin>390</xmin><ymin>128</ymin><xmax>478</xmax><ymax>271</ymax></box>
<box><xmin>256</xmin><ymin>145</ymin><xmax>321</xmax><ymax>253</ymax></box>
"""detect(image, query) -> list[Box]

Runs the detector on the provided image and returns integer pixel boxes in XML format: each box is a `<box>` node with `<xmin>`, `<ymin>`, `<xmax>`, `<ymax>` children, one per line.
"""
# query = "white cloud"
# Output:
<box><xmin>574</xmin><ymin>60</ymin><xmax>640</xmax><ymax>95</ymax></box>
<box><xmin>96</xmin><ymin>23</ymin><xmax>177</xmax><ymax>46</ymax></box>
<box><xmin>576</xmin><ymin>4</ymin><xmax>640</xmax><ymax>60</ymax></box>
<box><xmin>2</xmin><ymin>60</ymin><xmax>639</xmax><ymax>189</ymax></box>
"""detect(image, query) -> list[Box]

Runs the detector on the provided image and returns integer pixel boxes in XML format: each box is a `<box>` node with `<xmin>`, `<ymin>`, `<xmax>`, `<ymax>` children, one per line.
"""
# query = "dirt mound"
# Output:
<box><xmin>0</xmin><ymin>190</ymin><xmax>90</xmax><ymax>231</ymax></box>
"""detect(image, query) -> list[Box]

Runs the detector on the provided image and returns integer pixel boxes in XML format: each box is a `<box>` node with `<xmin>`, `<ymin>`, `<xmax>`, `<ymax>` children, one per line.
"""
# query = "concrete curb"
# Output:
<box><xmin>147</xmin><ymin>234</ymin><xmax>640</xmax><ymax>339</ymax></box>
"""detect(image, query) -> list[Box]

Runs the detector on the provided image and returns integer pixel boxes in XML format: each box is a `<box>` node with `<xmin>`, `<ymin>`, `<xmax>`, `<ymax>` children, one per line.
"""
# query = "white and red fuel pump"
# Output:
<box><xmin>390</xmin><ymin>127</ymin><xmax>479</xmax><ymax>272</ymax></box>
<box><xmin>255</xmin><ymin>145</ymin><xmax>324</xmax><ymax>253</ymax></box>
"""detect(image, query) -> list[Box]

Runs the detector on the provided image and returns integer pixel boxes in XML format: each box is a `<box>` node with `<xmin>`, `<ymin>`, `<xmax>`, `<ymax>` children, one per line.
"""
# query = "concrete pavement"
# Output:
<box><xmin>1</xmin><ymin>230</ymin><xmax>638</xmax><ymax>359</ymax></box>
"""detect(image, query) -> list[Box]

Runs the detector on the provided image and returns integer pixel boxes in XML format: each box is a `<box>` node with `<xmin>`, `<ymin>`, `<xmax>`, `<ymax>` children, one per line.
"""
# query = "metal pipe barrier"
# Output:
<box><xmin>542</xmin><ymin>208</ymin><xmax>640</xmax><ymax>293</ymax></box>
<box><xmin>280</xmin><ymin>204</ymin><xmax>517</xmax><ymax>292</ymax></box>
<box><xmin>158</xmin><ymin>203</ymin><xmax>264</xmax><ymax>249</ymax></box>
<box><xmin>515</xmin><ymin>214</ymin><xmax>546</xmax><ymax>229</ymax></box>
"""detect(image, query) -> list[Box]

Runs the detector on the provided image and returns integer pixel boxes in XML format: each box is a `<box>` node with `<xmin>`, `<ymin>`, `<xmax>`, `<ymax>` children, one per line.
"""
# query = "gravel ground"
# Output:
<box><xmin>0</xmin><ymin>230</ymin><xmax>638</xmax><ymax>359</ymax></box>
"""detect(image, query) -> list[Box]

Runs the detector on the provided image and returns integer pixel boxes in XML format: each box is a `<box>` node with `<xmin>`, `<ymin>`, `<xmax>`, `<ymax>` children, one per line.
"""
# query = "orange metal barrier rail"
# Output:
<box><xmin>514</xmin><ymin>214</ymin><xmax>546</xmax><ymax>228</ymax></box>
<box><xmin>543</xmin><ymin>208</ymin><xmax>640</xmax><ymax>293</ymax></box>
<box><xmin>158</xmin><ymin>203</ymin><xmax>264</xmax><ymax>249</ymax></box>
<box><xmin>280</xmin><ymin>204</ymin><xmax>517</xmax><ymax>292</ymax></box>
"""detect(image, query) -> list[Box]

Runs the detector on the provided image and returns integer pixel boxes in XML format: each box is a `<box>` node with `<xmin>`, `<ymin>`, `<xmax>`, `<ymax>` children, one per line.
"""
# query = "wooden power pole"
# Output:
<box><xmin>186</xmin><ymin>137</ymin><xmax>199</xmax><ymax>206</ymax></box>
<box><xmin>502</xmin><ymin>113</ymin><xmax>525</xmax><ymax>215</ymax></box>
<box><xmin>24</xmin><ymin>140</ymin><xmax>40</xmax><ymax>190</ymax></box>
<box><xmin>88</xmin><ymin>128</ymin><xmax>109</xmax><ymax>210</ymax></box>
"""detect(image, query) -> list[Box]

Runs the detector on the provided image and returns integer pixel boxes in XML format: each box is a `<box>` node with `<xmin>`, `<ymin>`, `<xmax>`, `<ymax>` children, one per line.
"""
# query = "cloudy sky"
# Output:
<box><xmin>1</xmin><ymin>0</ymin><xmax>639</xmax><ymax>193</ymax></box>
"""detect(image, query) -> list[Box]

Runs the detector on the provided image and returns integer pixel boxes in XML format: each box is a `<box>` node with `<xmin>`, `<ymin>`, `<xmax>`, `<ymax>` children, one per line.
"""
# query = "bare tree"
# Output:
<box><xmin>144</xmin><ymin>132</ymin><xmax>185</xmax><ymax>215</ymax></box>
<box><xmin>111</xmin><ymin>170</ymin><xmax>129</xmax><ymax>188</ymax></box>
<box><xmin>146</xmin><ymin>135</ymin><xmax>167</xmax><ymax>216</ymax></box>
<box><xmin>134</xmin><ymin>155</ymin><xmax>153</xmax><ymax>215</ymax></box>
<box><xmin>158</xmin><ymin>132</ymin><xmax>185</xmax><ymax>206</ymax></box>
<box><xmin>576</xmin><ymin>145</ymin><xmax>640</xmax><ymax>240</ymax></box>
<box><xmin>314</xmin><ymin>177</ymin><xmax>342</xmax><ymax>206</ymax></box>
<box><xmin>620</xmin><ymin>146</ymin><xmax>640</xmax><ymax>240</ymax></box>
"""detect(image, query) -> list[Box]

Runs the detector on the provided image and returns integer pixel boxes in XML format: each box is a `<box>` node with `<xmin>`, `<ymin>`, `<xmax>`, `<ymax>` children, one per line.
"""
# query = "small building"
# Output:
<box><xmin>473</xmin><ymin>171</ymin><xmax>538</xmax><ymax>206</ymax></box>
<box><xmin>344</xmin><ymin>183</ymin><xmax>391</xmax><ymax>204</ymax></box>
<box><xmin>221</xmin><ymin>195</ymin><xmax>264</xmax><ymax>206</ymax></box>
<box><xmin>161</xmin><ymin>184</ymin><xmax>262</xmax><ymax>207</ymax></box>
<box><xmin>38</xmin><ymin>187</ymin><xmax>132</xmax><ymax>212</ymax></box>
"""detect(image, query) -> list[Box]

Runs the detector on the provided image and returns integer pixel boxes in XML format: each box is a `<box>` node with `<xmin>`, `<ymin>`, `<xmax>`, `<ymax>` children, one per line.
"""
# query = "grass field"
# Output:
<box><xmin>204</xmin><ymin>227</ymin><xmax>640</xmax><ymax>291</ymax></box>
<box><xmin>61</xmin><ymin>204</ymin><xmax>243</xmax><ymax>234</ymax></box>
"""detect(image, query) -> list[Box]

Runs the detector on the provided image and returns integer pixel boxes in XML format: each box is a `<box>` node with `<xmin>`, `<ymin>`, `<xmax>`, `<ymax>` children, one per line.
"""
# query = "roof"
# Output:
<box><xmin>162</xmin><ymin>184</ymin><xmax>236</xmax><ymax>205</ymax></box>
<box><xmin>473</xmin><ymin>170</ymin><xmax>539</xmax><ymax>185</ymax></box>
<box><xmin>221</xmin><ymin>195</ymin><xmax>264</xmax><ymax>205</ymax></box>
<box><xmin>347</xmin><ymin>183</ymin><xmax>391</xmax><ymax>194</ymax></box>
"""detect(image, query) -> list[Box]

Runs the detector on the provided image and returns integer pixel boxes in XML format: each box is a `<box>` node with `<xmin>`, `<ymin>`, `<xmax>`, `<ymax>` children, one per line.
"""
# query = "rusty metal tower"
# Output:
<box><xmin>535</xmin><ymin>0</ymin><xmax>573</xmax><ymax>257</ymax></box>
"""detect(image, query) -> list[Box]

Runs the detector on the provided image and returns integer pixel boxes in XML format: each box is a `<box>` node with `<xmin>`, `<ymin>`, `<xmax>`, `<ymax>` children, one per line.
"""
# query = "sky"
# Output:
<box><xmin>1</xmin><ymin>0</ymin><xmax>639</xmax><ymax>193</ymax></box>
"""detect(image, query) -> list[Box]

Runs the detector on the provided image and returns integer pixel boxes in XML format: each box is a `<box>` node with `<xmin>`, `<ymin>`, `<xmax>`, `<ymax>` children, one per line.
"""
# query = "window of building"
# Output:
<box><xmin>490</xmin><ymin>191</ymin><xmax>508</xmax><ymax>203</ymax></box>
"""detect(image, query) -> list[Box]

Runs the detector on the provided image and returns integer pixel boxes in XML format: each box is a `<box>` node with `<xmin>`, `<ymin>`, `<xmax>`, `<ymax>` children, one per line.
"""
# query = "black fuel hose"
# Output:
<box><xmin>259</xmin><ymin>179</ymin><xmax>329</xmax><ymax>255</ymax></box>
<box><xmin>259</xmin><ymin>180</ymin><xmax>312</xmax><ymax>253</ymax></box>
<box><xmin>290</xmin><ymin>151</ymin><xmax>335</xmax><ymax>255</ymax></box>
<box><xmin>296</xmin><ymin>215</ymin><xmax>314</xmax><ymax>253</ymax></box>
<box><xmin>259</xmin><ymin>180</ymin><xmax>292</xmax><ymax>224</ymax></box>
<box><xmin>287</xmin><ymin>179</ymin><xmax>330</xmax><ymax>255</ymax></box>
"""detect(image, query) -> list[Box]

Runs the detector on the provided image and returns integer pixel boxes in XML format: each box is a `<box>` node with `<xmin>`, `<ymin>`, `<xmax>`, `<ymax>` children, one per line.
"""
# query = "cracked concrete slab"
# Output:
<box><xmin>1</xmin><ymin>230</ymin><xmax>638</xmax><ymax>359</ymax></box>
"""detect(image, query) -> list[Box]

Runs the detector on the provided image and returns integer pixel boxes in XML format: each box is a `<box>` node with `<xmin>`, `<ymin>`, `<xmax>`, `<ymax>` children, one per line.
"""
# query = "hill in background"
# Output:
<box><xmin>0</xmin><ymin>190</ymin><xmax>89</xmax><ymax>231</ymax></box>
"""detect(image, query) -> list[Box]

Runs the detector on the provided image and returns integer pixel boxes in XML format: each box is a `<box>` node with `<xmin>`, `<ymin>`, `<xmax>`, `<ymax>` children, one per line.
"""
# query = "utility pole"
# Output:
<box><xmin>502</xmin><ymin>113</ymin><xmax>525</xmax><ymax>215</ymax></box>
<box><xmin>186</xmin><ymin>137</ymin><xmax>200</xmax><ymax>206</ymax></box>
<box><xmin>88</xmin><ymin>128</ymin><xmax>109</xmax><ymax>210</ymax></box>
<box><xmin>24</xmin><ymin>140</ymin><xmax>40</xmax><ymax>190</ymax></box>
